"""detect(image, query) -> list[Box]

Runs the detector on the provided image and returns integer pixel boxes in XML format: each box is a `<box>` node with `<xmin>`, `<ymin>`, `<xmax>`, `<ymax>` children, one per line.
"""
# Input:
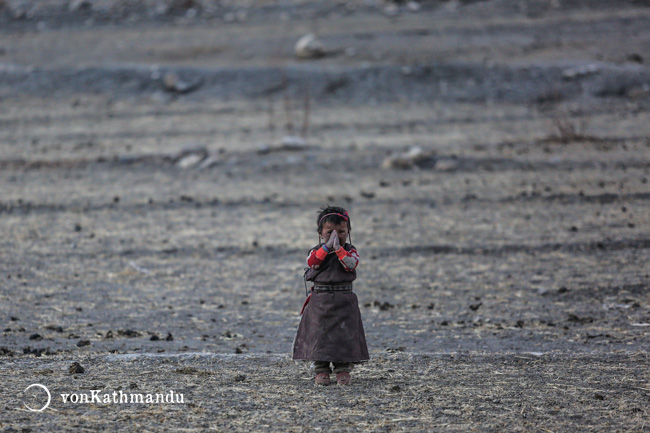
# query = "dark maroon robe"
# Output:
<box><xmin>292</xmin><ymin>244</ymin><xmax>369</xmax><ymax>362</ymax></box>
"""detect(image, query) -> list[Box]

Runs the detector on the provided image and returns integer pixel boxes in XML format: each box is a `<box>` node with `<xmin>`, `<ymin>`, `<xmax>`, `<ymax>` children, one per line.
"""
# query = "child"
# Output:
<box><xmin>293</xmin><ymin>206</ymin><xmax>369</xmax><ymax>386</ymax></box>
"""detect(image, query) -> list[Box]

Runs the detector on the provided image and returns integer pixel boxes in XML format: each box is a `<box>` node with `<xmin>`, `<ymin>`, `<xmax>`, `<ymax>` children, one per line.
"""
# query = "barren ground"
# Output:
<box><xmin>1</xmin><ymin>0</ymin><xmax>649</xmax><ymax>431</ymax></box>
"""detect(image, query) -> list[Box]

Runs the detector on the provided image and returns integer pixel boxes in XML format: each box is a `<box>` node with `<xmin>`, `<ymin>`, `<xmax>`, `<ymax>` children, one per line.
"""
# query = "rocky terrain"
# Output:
<box><xmin>1</xmin><ymin>0</ymin><xmax>649</xmax><ymax>431</ymax></box>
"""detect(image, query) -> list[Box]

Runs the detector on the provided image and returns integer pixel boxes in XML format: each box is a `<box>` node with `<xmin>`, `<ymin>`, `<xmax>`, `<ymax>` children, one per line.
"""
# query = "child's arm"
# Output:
<box><xmin>306</xmin><ymin>245</ymin><xmax>330</xmax><ymax>269</ymax></box>
<box><xmin>306</xmin><ymin>232</ymin><xmax>337</xmax><ymax>269</ymax></box>
<box><xmin>335</xmin><ymin>246</ymin><xmax>359</xmax><ymax>271</ymax></box>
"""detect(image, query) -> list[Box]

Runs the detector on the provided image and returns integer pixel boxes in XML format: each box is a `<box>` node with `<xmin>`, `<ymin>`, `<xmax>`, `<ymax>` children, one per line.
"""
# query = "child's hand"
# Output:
<box><xmin>325</xmin><ymin>231</ymin><xmax>337</xmax><ymax>250</ymax></box>
<box><xmin>332</xmin><ymin>231</ymin><xmax>341</xmax><ymax>250</ymax></box>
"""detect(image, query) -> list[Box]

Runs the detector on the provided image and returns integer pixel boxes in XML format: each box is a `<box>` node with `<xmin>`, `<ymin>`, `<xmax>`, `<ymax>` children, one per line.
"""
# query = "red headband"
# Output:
<box><xmin>318</xmin><ymin>212</ymin><xmax>349</xmax><ymax>226</ymax></box>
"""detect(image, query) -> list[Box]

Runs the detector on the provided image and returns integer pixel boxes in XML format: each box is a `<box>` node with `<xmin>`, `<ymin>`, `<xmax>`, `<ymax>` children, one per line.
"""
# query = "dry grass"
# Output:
<box><xmin>2</xmin><ymin>352</ymin><xmax>649</xmax><ymax>432</ymax></box>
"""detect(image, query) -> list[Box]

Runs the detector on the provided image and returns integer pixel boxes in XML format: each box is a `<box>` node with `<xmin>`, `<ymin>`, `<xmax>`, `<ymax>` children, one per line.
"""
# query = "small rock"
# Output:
<box><xmin>434</xmin><ymin>158</ymin><xmax>459</xmax><ymax>172</ymax></box>
<box><xmin>105</xmin><ymin>330</ymin><xmax>114</xmax><ymax>339</ymax></box>
<box><xmin>197</xmin><ymin>155</ymin><xmax>220</xmax><ymax>170</ymax></box>
<box><xmin>150</xmin><ymin>334</ymin><xmax>160</xmax><ymax>341</ymax></box>
<box><xmin>76</xmin><ymin>339</ymin><xmax>90</xmax><ymax>347</ymax></box>
<box><xmin>381</xmin><ymin>146</ymin><xmax>436</xmax><ymax>170</ymax></box>
<box><xmin>234</xmin><ymin>374</ymin><xmax>246</xmax><ymax>382</ymax></box>
<box><xmin>162</xmin><ymin>72</ymin><xmax>202</xmax><ymax>94</ymax></box>
<box><xmin>29</xmin><ymin>333</ymin><xmax>42</xmax><ymax>341</ymax></box>
<box><xmin>627</xmin><ymin>53</ymin><xmax>643</xmax><ymax>64</ymax></box>
<box><xmin>562</xmin><ymin>64</ymin><xmax>600</xmax><ymax>81</ymax></box>
<box><xmin>384</xmin><ymin>4</ymin><xmax>399</xmax><ymax>16</ymax></box>
<box><xmin>177</xmin><ymin>153</ymin><xmax>204</xmax><ymax>169</ymax></box>
<box><xmin>407</xmin><ymin>1</ymin><xmax>421</xmax><ymax>12</ymax></box>
<box><xmin>69</xmin><ymin>0</ymin><xmax>91</xmax><ymax>12</ymax></box>
<box><xmin>118</xmin><ymin>329</ymin><xmax>142</xmax><ymax>338</ymax></box>
<box><xmin>257</xmin><ymin>137</ymin><xmax>309</xmax><ymax>154</ymax></box>
<box><xmin>373</xmin><ymin>300</ymin><xmax>394</xmax><ymax>311</ymax></box>
<box><xmin>69</xmin><ymin>362</ymin><xmax>85</xmax><ymax>374</ymax></box>
<box><xmin>0</xmin><ymin>347</ymin><xmax>15</xmax><ymax>357</ymax></box>
<box><xmin>281</xmin><ymin>135</ymin><xmax>307</xmax><ymax>148</ymax></box>
<box><xmin>295</xmin><ymin>34</ymin><xmax>326</xmax><ymax>59</ymax></box>
<box><xmin>173</xmin><ymin>145</ymin><xmax>208</xmax><ymax>168</ymax></box>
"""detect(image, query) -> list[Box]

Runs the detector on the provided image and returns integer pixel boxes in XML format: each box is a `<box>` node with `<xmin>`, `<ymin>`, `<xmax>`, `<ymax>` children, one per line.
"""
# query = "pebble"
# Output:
<box><xmin>562</xmin><ymin>64</ymin><xmax>600</xmax><ymax>81</ymax></box>
<box><xmin>381</xmin><ymin>146</ymin><xmax>436</xmax><ymax>170</ymax></box>
<box><xmin>174</xmin><ymin>145</ymin><xmax>209</xmax><ymax>168</ymax></box>
<box><xmin>69</xmin><ymin>0</ymin><xmax>92</xmax><ymax>12</ymax></box>
<box><xmin>407</xmin><ymin>1</ymin><xmax>421</xmax><ymax>12</ymax></box>
<box><xmin>162</xmin><ymin>72</ymin><xmax>202</xmax><ymax>94</ymax></box>
<box><xmin>295</xmin><ymin>34</ymin><xmax>326</xmax><ymax>59</ymax></box>
<box><xmin>117</xmin><ymin>329</ymin><xmax>142</xmax><ymax>338</ymax></box>
<box><xmin>69</xmin><ymin>362</ymin><xmax>85</xmax><ymax>374</ymax></box>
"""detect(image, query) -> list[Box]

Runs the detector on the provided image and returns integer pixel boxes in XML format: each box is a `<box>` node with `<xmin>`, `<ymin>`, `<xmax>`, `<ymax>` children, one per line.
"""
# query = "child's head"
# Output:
<box><xmin>316</xmin><ymin>205</ymin><xmax>351</xmax><ymax>245</ymax></box>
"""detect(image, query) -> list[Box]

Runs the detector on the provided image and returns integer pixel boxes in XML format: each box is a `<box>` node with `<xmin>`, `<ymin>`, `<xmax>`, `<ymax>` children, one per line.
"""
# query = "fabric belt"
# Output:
<box><xmin>299</xmin><ymin>284</ymin><xmax>354</xmax><ymax>315</ymax></box>
<box><xmin>313</xmin><ymin>284</ymin><xmax>353</xmax><ymax>292</ymax></box>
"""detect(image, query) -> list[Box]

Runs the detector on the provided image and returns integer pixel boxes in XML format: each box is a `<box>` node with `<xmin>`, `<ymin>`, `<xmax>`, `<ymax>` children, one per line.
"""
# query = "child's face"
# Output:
<box><xmin>320</xmin><ymin>221</ymin><xmax>349</xmax><ymax>246</ymax></box>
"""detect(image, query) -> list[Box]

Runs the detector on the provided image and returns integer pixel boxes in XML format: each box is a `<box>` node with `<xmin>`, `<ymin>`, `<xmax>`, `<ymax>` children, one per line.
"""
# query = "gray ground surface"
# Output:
<box><xmin>1</xmin><ymin>0</ymin><xmax>649</xmax><ymax>431</ymax></box>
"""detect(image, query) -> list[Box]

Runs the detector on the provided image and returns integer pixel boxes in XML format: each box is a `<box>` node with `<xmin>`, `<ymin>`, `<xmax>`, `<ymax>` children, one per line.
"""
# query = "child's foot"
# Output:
<box><xmin>336</xmin><ymin>372</ymin><xmax>351</xmax><ymax>386</ymax></box>
<box><xmin>315</xmin><ymin>372</ymin><xmax>331</xmax><ymax>386</ymax></box>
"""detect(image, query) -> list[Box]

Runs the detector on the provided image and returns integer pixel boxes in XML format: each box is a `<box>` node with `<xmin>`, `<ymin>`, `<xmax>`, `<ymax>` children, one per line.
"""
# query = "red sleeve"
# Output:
<box><xmin>335</xmin><ymin>246</ymin><xmax>359</xmax><ymax>271</ymax></box>
<box><xmin>306</xmin><ymin>245</ymin><xmax>329</xmax><ymax>268</ymax></box>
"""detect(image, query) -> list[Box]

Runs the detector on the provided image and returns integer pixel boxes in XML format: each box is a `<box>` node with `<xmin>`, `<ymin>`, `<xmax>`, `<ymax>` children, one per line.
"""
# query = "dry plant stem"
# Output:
<box><xmin>301</xmin><ymin>84</ymin><xmax>310</xmax><ymax>139</ymax></box>
<box><xmin>552</xmin><ymin>111</ymin><xmax>589</xmax><ymax>143</ymax></box>
<box><xmin>282</xmin><ymin>72</ymin><xmax>294</xmax><ymax>135</ymax></box>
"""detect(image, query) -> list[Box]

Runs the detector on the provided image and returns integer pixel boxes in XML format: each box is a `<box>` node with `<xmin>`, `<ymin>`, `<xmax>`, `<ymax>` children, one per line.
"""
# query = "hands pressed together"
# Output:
<box><xmin>325</xmin><ymin>230</ymin><xmax>341</xmax><ymax>251</ymax></box>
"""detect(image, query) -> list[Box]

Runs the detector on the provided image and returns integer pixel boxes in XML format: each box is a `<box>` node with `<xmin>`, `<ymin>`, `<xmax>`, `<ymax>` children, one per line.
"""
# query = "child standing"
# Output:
<box><xmin>293</xmin><ymin>206</ymin><xmax>369</xmax><ymax>386</ymax></box>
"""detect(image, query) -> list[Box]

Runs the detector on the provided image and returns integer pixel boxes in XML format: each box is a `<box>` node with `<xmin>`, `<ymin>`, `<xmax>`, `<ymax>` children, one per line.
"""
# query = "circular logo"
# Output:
<box><xmin>23</xmin><ymin>383</ymin><xmax>51</xmax><ymax>412</ymax></box>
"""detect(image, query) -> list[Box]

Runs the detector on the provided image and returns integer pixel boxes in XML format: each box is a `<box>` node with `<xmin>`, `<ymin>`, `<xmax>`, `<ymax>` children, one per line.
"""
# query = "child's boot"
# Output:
<box><xmin>336</xmin><ymin>372</ymin><xmax>351</xmax><ymax>385</ymax></box>
<box><xmin>315</xmin><ymin>372</ymin><xmax>331</xmax><ymax>386</ymax></box>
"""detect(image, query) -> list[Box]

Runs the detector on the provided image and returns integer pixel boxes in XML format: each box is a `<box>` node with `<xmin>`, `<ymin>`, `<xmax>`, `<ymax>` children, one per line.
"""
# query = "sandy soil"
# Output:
<box><xmin>1</xmin><ymin>0</ymin><xmax>649</xmax><ymax>431</ymax></box>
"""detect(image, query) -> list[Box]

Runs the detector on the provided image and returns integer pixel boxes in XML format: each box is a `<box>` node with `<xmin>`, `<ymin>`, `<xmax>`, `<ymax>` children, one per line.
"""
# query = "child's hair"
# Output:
<box><xmin>316</xmin><ymin>205</ymin><xmax>351</xmax><ymax>235</ymax></box>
